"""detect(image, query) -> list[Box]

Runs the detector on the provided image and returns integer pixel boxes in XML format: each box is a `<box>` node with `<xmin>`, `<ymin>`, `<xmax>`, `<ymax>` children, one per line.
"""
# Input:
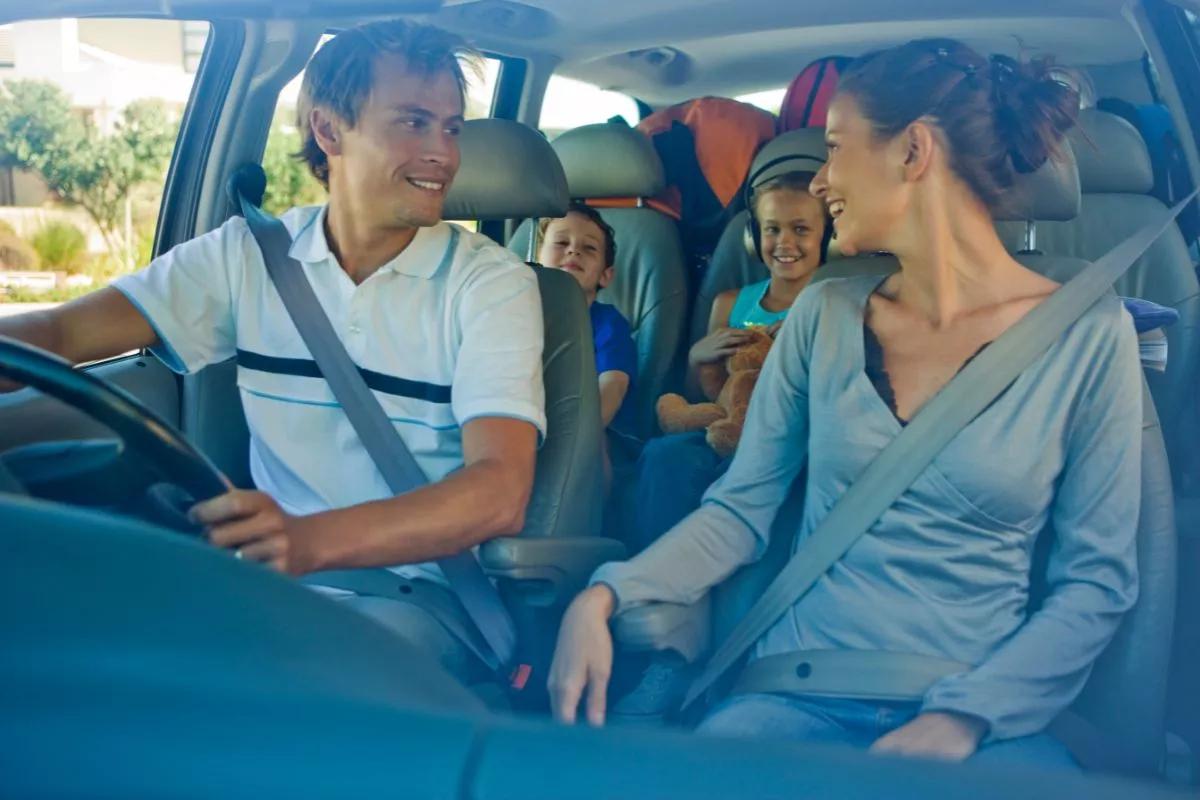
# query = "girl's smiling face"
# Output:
<box><xmin>755</xmin><ymin>187</ymin><xmax>827</xmax><ymax>281</ymax></box>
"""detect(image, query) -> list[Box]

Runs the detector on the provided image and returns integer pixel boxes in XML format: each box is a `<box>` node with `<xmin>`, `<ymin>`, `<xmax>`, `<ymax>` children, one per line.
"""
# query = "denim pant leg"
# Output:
<box><xmin>970</xmin><ymin>732</ymin><xmax>1081</xmax><ymax>772</ymax></box>
<box><xmin>632</xmin><ymin>431</ymin><xmax>731</xmax><ymax>552</ymax></box>
<box><xmin>696</xmin><ymin>694</ymin><xmax>901</xmax><ymax>749</ymax></box>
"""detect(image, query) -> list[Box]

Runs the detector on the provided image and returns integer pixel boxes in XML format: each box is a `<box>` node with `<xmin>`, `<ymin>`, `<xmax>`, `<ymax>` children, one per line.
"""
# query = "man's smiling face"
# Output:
<box><xmin>330</xmin><ymin>52</ymin><xmax>465</xmax><ymax>230</ymax></box>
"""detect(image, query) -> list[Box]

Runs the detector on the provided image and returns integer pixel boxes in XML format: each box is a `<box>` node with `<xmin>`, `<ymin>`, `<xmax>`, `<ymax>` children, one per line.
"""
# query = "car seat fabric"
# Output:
<box><xmin>1035</xmin><ymin>109</ymin><xmax>1200</xmax><ymax>473</ymax></box>
<box><xmin>511</xmin><ymin>122</ymin><xmax>690</xmax><ymax>440</ymax></box>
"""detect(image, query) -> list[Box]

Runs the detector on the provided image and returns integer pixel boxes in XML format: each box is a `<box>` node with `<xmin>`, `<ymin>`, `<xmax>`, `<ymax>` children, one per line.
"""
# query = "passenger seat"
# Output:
<box><xmin>510</xmin><ymin>122</ymin><xmax>689</xmax><ymax>440</ymax></box>
<box><xmin>1036</xmin><ymin>109</ymin><xmax>1200</xmax><ymax>473</ymax></box>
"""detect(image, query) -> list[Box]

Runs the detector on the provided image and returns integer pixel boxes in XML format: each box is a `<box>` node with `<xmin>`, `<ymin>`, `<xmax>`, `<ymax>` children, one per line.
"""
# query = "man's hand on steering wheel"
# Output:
<box><xmin>191</xmin><ymin>490</ymin><xmax>315</xmax><ymax>575</ymax></box>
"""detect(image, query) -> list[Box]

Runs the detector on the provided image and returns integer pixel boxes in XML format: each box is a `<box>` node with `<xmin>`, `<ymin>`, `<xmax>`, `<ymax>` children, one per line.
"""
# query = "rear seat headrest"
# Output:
<box><xmin>443</xmin><ymin>118</ymin><xmax>569</xmax><ymax>221</ymax></box>
<box><xmin>551</xmin><ymin>122</ymin><xmax>665</xmax><ymax>199</ymax></box>
<box><xmin>1068</xmin><ymin>109</ymin><xmax>1155</xmax><ymax>195</ymax></box>
<box><xmin>747</xmin><ymin>127</ymin><xmax>828</xmax><ymax>188</ymax></box>
<box><xmin>995</xmin><ymin>141</ymin><xmax>1080</xmax><ymax>222</ymax></box>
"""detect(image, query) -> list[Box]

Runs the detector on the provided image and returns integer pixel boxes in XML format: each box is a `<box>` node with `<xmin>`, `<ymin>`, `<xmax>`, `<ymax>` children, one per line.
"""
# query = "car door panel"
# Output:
<box><xmin>0</xmin><ymin>354</ymin><xmax>179</xmax><ymax>453</ymax></box>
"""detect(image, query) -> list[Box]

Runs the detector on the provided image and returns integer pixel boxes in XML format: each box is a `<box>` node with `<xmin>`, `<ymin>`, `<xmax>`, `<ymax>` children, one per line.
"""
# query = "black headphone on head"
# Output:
<box><xmin>742</xmin><ymin>152</ymin><xmax>832</xmax><ymax>262</ymax></box>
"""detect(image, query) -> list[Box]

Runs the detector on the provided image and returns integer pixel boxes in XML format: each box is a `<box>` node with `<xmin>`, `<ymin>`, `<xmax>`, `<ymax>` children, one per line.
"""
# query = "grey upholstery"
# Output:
<box><xmin>1034</xmin><ymin>109</ymin><xmax>1200</xmax><ymax>472</ymax></box>
<box><xmin>502</xmin><ymin>266</ymin><xmax>605</xmax><ymax>543</ymax></box>
<box><xmin>1071</xmin><ymin>109</ymin><xmax>1155</xmax><ymax>195</ymax></box>
<box><xmin>995</xmin><ymin>141</ymin><xmax>1081</xmax><ymax>222</ymax></box>
<box><xmin>444</xmin><ymin>119</ymin><xmax>569</xmax><ymax>221</ymax></box>
<box><xmin>550</xmin><ymin>122</ymin><xmax>665</xmax><ymax>199</ymax></box>
<box><xmin>511</xmin><ymin>123</ymin><xmax>689</xmax><ymax>440</ymax></box>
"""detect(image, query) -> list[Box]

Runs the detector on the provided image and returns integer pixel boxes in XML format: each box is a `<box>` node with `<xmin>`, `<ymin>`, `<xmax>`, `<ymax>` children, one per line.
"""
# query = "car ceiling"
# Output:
<box><xmin>0</xmin><ymin>0</ymin><xmax>1171</xmax><ymax>104</ymax></box>
<box><xmin>428</xmin><ymin>0</ymin><xmax>1150</xmax><ymax>102</ymax></box>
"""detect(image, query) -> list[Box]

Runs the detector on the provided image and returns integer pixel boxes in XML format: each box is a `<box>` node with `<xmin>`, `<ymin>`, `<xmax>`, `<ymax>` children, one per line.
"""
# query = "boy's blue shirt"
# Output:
<box><xmin>590</xmin><ymin>300</ymin><xmax>637</xmax><ymax>431</ymax></box>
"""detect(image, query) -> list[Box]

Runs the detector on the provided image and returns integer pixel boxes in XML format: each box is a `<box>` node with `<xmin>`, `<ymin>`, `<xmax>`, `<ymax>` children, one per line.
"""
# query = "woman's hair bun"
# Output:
<box><xmin>989</xmin><ymin>54</ymin><xmax>1079</xmax><ymax>174</ymax></box>
<box><xmin>837</xmin><ymin>39</ymin><xmax>1080</xmax><ymax>210</ymax></box>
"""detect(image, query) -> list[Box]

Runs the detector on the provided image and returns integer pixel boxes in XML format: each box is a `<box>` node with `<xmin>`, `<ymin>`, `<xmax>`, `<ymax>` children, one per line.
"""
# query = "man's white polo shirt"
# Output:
<box><xmin>113</xmin><ymin>205</ymin><xmax>545</xmax><ymax>584</ymax></box>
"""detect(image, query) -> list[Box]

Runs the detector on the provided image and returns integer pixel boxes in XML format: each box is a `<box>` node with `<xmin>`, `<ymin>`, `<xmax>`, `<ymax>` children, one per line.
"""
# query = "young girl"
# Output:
<box><xmin>687</xmin><ymin>171</ymin><xmax>832</xmax><ymax>401</ymax></box>
<box><xmin>632</xmin><ymin>171</ymin><xmax>830</xmax><ymax>551</ymax></box>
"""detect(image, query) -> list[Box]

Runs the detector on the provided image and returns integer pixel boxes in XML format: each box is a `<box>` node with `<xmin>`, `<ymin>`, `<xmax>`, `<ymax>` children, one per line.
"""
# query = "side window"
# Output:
<box><xmin>0</xmin><ymin>18</ymin><xmax>209</xmax><ymax>309</ymax></box>
<box><xmin>263</xmin><ymin>47</ymin><xmax>503</xmax><ymax>217</ymax></box>
<box><xmin>538</xmin><ymin>75</ymin><xmax>640</xmax><ymax>138</ymax></box>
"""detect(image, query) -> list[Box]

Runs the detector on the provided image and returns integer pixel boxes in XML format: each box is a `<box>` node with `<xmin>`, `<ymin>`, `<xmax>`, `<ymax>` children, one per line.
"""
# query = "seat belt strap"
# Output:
<box><xmin>230</xmin><ymin>174</ymin><xmax>520</xmax><ymax>680</ymax></box>
<box><xmin>683</xmin><ymin>192</ymin><xmax>1196</xmax><ymax>711</ymax></box>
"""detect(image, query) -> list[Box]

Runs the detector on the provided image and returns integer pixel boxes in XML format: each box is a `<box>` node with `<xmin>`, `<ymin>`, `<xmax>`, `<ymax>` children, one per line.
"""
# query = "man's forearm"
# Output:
<box><xmin>0</xmin><ymin>308</ymin><xmax>60</xmax><ymax>354</ymax></box>
<box><xmin>0</xmin><ymin>288</ymin><xmax>156</xmax><ymax>367</ymax></box>
<box><xmin>294</xmin><ymin>457</ymin><xmax>531</xmax><ymax>572</ymax></box>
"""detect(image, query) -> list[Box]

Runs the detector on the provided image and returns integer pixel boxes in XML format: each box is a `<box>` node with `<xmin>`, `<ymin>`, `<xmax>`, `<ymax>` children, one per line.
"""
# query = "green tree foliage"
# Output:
<box><xmin>261</xmin><ymin>111</ymin><xmax>325</xmax><ymax>216</ymax></box>
<box><xmin>31</xmin><ymin>219</ymin><xmax>87</xmax><ymax>271</ymax></box>
<box><xmin>0</xmin><ymin>81</ymin><xmax>177</xmax><ymax>269</ymax></box>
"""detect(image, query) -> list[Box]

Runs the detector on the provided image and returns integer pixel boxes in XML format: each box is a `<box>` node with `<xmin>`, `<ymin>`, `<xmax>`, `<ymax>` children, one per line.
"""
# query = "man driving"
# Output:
<box><xmin>0</xmin><ymin>19</ymin><xmax>544</xmax><ymax>683</ymax></box>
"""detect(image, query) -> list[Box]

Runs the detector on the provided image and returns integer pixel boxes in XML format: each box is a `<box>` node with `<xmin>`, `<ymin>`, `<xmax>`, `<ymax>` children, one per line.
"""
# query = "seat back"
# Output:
<box><xmin>510</xmin><ymin>122</ymin><xmax>689</xmax><ymax>440</ymax></box>
<box><xmin>193</xmin><ymin>119</ymin><xmax>602</xmax><ymax>540</ymax></box>
<box><xmin>1034</xmin><ymin>109</ymin><xmax>1200</xmax><ymax>474</ymax></box>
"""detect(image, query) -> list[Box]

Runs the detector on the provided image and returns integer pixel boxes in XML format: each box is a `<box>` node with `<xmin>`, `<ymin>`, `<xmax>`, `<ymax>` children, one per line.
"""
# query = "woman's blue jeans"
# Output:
<box><xmin>699</xmin><ymin>693</ymin><xmax>1080</xmax><ymax>771</ymax></box>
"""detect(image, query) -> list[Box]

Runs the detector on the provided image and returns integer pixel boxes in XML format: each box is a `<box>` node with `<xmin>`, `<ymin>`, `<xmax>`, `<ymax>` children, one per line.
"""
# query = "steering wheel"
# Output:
<box><xmin>0</xmin><ymin>336</ymin><xmax>230</xmax><ymax>531</ymax></box>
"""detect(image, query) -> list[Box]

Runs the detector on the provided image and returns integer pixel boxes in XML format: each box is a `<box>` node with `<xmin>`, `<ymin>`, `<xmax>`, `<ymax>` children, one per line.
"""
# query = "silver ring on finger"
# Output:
<box><xmin>234</xmin><ymin>547</ymin><xmax>245</xmax><ymax>560</ymax></box>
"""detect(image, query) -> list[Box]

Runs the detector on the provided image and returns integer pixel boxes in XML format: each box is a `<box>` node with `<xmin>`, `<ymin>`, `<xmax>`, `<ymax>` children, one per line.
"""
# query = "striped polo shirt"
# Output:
<box><xmin>114</xmin><ymin>205</ymin><xmax>546</xmax><ymax>584</ymax></box>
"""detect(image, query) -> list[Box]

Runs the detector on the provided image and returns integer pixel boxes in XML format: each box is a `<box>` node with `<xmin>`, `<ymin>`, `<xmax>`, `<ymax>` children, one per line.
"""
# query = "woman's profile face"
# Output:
<box><xmin>811</xmin><ymin>93</ymin><xmax>909</xmax><ymax>257</ymax></box>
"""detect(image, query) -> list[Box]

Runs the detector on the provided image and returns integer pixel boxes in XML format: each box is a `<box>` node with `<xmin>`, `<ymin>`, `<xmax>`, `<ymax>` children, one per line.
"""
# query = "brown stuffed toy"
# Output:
<box><xmin>656</xmin><ymin>328</ymin><xmax>775</xmax><ymax>457</ymax></box>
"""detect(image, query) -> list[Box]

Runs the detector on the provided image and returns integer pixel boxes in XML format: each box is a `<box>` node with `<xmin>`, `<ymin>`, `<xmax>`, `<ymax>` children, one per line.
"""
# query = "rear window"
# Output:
<box><xmin>736</xmin><ymin>87</ymin><xmax>786</xmax><ymax>115</ymax></box>
<box><xmin>539</xmin><ymin>75</ymin><xmax>639</xmax><ymax>138</ymax></box>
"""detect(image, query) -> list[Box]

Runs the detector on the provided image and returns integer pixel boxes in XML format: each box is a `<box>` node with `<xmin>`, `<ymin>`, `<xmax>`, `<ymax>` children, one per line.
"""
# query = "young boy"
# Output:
<box><xmin>538</xmin><ymin>203</ymin><xmax>637</xmax><ymax>436</ymax></box>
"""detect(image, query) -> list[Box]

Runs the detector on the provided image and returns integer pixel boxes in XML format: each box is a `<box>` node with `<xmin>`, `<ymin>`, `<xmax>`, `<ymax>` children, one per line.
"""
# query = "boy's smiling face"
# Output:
<box><xmin>539</xmin><ymin>211</ymin><xmax>614</xmax><ymax>301</ymax></box>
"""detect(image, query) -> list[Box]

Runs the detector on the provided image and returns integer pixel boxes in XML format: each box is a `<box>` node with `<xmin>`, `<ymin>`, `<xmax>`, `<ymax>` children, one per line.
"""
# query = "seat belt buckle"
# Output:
<box><xmin>508</xmin><ymin>662</ymin><xmax>533</xmax><ymax>691</ymax></box>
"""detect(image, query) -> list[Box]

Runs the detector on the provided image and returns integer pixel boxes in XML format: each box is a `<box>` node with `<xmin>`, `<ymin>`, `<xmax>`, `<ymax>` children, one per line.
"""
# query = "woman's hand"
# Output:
<box><xmin>869</xmin><ymin>711</ymin><xmax>988</xmax><ymax>761</ymax></box>
<box><xmin>548</xmin><ymin>584</ymin><xmax>617</xmax><ymax>726</ymax></box>
<box><xmin>689</xmin><ymin>327</ymin><xmax>754</xmax><ymax>366</ymax></box>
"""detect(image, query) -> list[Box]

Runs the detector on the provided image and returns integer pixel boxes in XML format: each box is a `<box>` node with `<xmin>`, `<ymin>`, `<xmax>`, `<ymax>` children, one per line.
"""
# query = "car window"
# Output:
<box><xmin>539</xmin><ymin>75</ymin><xmax>639</xmax><ymax>138</ymax></box>
<box><xmin>262</xmin><ymin>44</ymin><xmax>502</xmax><ymax>227</ymax></box>
<box><xmin>0</xmin><ymin>17</ymin><xmax>209</xmax><ymax>313</ymax></box>
<box><xmin>736</xmin><ymin>87</ymin><xmax>786</xmax><ymax>115</ymax></box>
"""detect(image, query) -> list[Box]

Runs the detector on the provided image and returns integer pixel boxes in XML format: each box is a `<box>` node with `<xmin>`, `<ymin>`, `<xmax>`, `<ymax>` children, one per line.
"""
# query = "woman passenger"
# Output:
<box><xmin>549</xmin><ymin>38</ymin><xmax>1140</xmax><ymax>770</ymax></box>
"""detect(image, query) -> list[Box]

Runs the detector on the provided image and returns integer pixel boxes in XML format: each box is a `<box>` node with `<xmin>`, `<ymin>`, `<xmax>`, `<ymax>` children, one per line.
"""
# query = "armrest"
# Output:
<box><xmin>612</xmin><ymin>595</ymin><xmax>711</xmax><ymax>664</ymax></box>
<box><xmin>479</xmin><ymin>536</ymin><xmax>626</xmax><ymax>608</ymax></box>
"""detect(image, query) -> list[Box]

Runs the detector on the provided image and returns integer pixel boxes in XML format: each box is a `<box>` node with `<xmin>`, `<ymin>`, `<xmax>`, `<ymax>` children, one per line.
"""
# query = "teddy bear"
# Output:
<box><xmin>656</xmin><ymin>327</ymin><xmax>775</xmax><ymax>457</ymax></box>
